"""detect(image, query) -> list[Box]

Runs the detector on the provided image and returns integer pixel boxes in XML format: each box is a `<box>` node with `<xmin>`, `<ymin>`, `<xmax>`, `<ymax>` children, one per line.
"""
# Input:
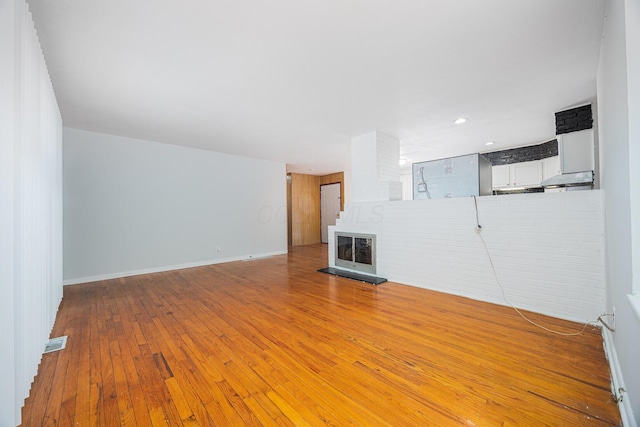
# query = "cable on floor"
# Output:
<box><xmin>472</xmin><ymin>196</ymin><xmax>600</xmax><ymax>336</ymax></box>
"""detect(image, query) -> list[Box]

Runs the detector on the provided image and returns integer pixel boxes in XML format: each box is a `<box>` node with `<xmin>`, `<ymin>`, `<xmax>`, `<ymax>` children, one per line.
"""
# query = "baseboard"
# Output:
<box><xmin>602</xmin><ymin>326</ymin><xmax>637</xmax><ymax>427</ymax></box>
<box><xmin>62</xmin><ymin>250</ymin><xmax>288</xmax><ymax>286</ymax></box>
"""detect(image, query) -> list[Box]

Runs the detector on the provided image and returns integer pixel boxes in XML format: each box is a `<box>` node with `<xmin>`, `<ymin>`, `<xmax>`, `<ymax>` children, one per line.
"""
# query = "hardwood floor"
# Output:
<box><xmin>21</xmin><ymin>244</ymin><xmax>620</xmax><ymax>426</ymax></box>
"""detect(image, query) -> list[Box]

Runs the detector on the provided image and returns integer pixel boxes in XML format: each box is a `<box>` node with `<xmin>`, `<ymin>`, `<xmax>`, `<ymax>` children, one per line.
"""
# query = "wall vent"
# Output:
<box><xmin>44</xmin><ymin>336</ymin><xmax>67</xmax><ymax>354</ymax></box>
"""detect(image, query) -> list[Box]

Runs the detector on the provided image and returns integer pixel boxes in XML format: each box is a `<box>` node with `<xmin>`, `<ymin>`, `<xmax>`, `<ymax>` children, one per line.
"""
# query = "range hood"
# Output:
<box><xmin>541</xmin><ymin>171</ymin><xmax>594</xmax><ymax>188</ymax></box>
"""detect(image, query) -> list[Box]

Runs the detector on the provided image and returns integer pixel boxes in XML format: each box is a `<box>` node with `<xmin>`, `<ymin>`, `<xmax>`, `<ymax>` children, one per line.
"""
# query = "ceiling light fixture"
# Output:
<box><xmin>485</xmin><ymin>141</ymin><xmax>495</xmax><ymax>146</ymax></box>
<box><xmin>454</xmin><ymin>117</ymin><xmax>467</xmax><ymax>125</ymax></box>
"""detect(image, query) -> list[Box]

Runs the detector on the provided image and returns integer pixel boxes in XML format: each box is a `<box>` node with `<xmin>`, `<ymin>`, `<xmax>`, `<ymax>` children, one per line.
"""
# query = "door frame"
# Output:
<box><xmin>320</xmin><ymin>182</ymin><xmax>342</xmax><ymax>244</ymax></box>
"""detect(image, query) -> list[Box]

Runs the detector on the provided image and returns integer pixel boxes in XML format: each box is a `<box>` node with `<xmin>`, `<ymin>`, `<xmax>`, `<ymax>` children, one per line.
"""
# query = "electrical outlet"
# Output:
<box><xmin>216</xmin><ymin>247</ymin><xmax>221</xmax><ymax>253</ymax></box>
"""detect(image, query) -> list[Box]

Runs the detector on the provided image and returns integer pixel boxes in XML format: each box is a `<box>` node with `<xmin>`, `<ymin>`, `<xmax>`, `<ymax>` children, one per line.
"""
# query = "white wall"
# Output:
<box><xmin>400</xmin><ymin>173</ymin><xmax>413</xmax><ymax>200</ymax></box>
<box><xmin>63</xmin><ymin>128</ymin><xmax>287</xmax><ymax>284</ymax></box>
<box><xmin>343</xmin><ymin>170</ymin><xmax>353</xmax><ymax>206</ymax></box>
<box><xmin>597</xmin><ymin>0</ymin><xmax>640</xmax><ymax>424</ymax></box>
<box><xmin>330</xmin><ymin>191</ymin><xmax>606</xmax><ymax>323</ymax></box>
<box><xmin>350</xmin><ymin>131</ymin><xmax>401</xmax><ymax>202</ymax></box>
<box><xmin>0</xmin><ymin>1</ymin><xmax>63</xmax><ymax>425</ymax></box>
<box><xmin>626</xmin><ymin>0</ymin><xmax>640</xmax><ymax>297</ymax></box>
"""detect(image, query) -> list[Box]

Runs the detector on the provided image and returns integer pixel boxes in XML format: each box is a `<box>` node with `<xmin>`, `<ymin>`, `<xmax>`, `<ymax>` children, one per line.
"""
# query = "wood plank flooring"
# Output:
<box><xmin>21</xmin><ymin>244</ymin><xmax>621</xmax><ymax>426</ymax></box>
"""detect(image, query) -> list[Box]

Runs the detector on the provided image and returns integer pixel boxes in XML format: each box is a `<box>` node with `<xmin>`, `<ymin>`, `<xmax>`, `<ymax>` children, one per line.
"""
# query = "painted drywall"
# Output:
<box><xmin>343</xmin><ymin>170</ymin><xmax>353</xmax><ymax>205</ymax></box>
<box><xmin>63</xmin><ymin>128</ymin><xmax>287</xmax><ymax>284</ymax></box>
<box><xmin>351</xmin><ymin>131</ymin><xmax>401</xmax><ymax>202</ymax></box>
<box><xmin>0</xmin><ymin>1</ymin><xmax>64</xmax><ymax>424</ymax></box>
<box><xmin>330</xmin><ymin>191</ymin><xmax>606</xmax><ymax>323</ymax></box>
<box><xmin>400</xmin><ymin>173</ymin><xmax>413</xmax><ymax>200</ymax></box>
<box><xmin>597</xmin><ymin>0</ymin><xmax>640</xmax><ymax>423</ymax></box>
<box><xmin>626</xmin><ymin>0</ymin><xmax>640</xmax><ymax>298</ymax></box>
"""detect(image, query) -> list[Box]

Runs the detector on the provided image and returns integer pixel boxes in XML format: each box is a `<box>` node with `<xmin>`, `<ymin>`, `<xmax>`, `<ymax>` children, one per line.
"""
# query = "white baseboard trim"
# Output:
<box><xmin>628</xmin><ymin>293</ymin><xmax>640</xmax><ymax>323</ymax></box>
<box><xmin>62</xmin><ymin>249</ymin><xmax>288</xmax><ymax>286</ymax></box>
<box><xmin>602</xmin><ymin>326</ymin><xmax>637</xmax><ymax>427</ymax></box>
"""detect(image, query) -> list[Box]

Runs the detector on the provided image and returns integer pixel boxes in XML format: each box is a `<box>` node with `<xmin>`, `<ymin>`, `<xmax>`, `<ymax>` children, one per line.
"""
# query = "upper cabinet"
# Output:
<box><xmin>511</xmin><ymin>161</ymin><xmax>543</xmax><ymax>187</ymax></box>
<box><xmin>487</xmin><ymin>124</ymin><xmax>595</xmax><ymax>192</ymax></box>
<box><xmin>492</xmin><ymin>161</ymin><xmax>543</xmax><ymax>189</ymax></box>
<box><xmin>542</xmin><ymin>156</ymin><xmax>561</xmax><ymax>181</ymax></box>
<box><xmin>558</xmin><ymin>129</ymin><xmax>594</xmax><ymax>173</ymax></box>
<box><xmin>492</xmin><ymin>165</ymin><xmax>511</xmax><ymax>189</ymax></box>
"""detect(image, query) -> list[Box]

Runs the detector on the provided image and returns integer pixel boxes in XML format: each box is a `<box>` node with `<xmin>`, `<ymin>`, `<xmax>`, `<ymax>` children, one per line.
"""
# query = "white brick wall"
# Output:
<box><xmin>329</xmin><ymin>190</ymin><xmax>606</xmax><ymax>323</ymax></box>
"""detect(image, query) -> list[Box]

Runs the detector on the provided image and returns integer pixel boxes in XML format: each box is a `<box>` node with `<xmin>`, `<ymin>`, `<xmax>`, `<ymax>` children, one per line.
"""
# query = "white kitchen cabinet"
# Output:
<box><xmin>511</xmin><ymin>161</ymin><xmax>543</xmax><ymax>187</ymax></box>
<box><xmin>492</xmin><ymin>160</ymin><xmax>543</xmax><ymax>189</ymax></box>
<box><xmin>542</xmin><ymin>156</ymin><xmax>561</xmax><ymax>181</ymax></box>
<box><xmin>558</xmin><ymin>129</ymin><xmax>594</xmax><ymax>173</ymax></box>
<box><xmin>492</xmin><ymin>165</ymin><xmax>511</xmax><ymax>189</ymax></box>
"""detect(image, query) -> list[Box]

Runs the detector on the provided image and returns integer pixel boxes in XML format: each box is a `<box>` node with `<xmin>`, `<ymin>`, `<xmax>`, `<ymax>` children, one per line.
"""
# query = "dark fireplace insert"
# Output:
<box><xmin>335</xmin><ymin>232</ymin><xmax>376</xmax><ymax>275</ymax></box>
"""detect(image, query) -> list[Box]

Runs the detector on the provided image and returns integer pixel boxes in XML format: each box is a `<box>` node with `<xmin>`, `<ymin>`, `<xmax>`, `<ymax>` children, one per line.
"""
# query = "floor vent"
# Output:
<box><xmin>44</xmin><ymin>336</ymin><xmax>67</xmax><ymax>354</ymax></box>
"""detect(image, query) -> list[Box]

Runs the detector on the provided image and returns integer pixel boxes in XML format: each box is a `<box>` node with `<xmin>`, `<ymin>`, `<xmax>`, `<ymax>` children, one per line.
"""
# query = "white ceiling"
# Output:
<box><xmin>28</xmin><ymin>0</ymin><xmax>606</xmax><ymax>175</ymax></box>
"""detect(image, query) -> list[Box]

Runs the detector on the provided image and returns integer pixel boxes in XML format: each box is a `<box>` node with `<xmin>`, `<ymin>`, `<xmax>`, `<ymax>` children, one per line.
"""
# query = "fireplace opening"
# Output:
<box><xmin>335</xmin><ymin>232</ymin><xmax>376</xmax><ymax>275</ymax></box>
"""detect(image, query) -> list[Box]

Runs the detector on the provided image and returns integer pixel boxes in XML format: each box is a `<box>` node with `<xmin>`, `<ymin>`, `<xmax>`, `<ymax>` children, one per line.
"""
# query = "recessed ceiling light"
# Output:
<box><xmin>454</xmin><ymin>117</ymin><xmax>467</xmax><ymax>125</ymax></box>
<box><xmin>485</xmin><ymin>141</ymin><xmax>495</xmax><ymax>146</ymax></box>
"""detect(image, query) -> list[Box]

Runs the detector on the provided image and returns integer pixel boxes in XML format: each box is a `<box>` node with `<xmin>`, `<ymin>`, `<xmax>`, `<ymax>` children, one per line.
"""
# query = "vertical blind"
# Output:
<box><xmin>0</xmin><ymin>0</ymin><xmax>63</xmax><ymax>425</ymax></box>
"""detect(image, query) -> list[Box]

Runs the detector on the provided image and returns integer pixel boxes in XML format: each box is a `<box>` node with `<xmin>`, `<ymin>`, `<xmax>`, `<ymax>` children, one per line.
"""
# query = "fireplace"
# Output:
<box><xmin>335</xmin><ymin>232</ymin><xmax>376</xmax><ymax>275</ymax></box>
